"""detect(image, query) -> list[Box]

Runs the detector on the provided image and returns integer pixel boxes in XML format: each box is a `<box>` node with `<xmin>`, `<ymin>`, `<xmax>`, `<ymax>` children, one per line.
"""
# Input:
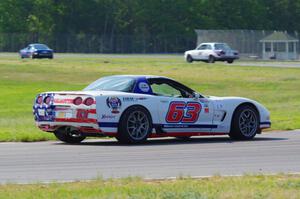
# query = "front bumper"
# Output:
<box><xmin>215</xmin><ymin>55</ymin><xmax>239</xmax><ymax>61</ymax></box>
<box><xmin>260</xmin><ymin>121</ymin><xmax>271</xmax><ymax>129</ymax></box>
<box><xmin>34</xmin><ymin>52</ymin><xmax>53</xmax><ymax>58</ymax></box>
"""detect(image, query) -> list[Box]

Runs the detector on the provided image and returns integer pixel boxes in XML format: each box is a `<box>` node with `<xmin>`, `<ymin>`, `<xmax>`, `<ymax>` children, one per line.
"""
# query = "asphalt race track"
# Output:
<box><xmin>0</xmin><ymin>130</ymin><xmax>299</xmax><ymax>184</ymax></box>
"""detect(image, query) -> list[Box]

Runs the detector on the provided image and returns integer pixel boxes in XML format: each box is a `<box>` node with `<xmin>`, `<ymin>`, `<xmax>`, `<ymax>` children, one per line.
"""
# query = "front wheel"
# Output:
<box><xmin>54</xmin><ymin>127</ymin><xmax>86</xmax><ymax>144</ymax></box>
<box><xmin>117</xmin><ymin>106</ymin><xmax>152</xmax><ymax>144</ymax></box>
<box><xmin>229</xmin><ymin>105</ymin><xmax>259</xmax><ymax>140</ymax></box>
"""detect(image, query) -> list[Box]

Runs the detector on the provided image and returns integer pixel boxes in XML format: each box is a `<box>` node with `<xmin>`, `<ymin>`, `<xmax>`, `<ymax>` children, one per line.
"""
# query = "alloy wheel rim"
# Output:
<box><xmin>65</xmin><ymin>127</ymin><xmax>82</xmax><ymax>138</ymax></box>
<box><xmin>238</xmin><ymin>109</ymin><xmax>258</xmax><ymax>137</ymax></box>
<box><xmin>127</xmin><ymin>111</ymin><xmax>149</xmax><ymax>140</ymax></box>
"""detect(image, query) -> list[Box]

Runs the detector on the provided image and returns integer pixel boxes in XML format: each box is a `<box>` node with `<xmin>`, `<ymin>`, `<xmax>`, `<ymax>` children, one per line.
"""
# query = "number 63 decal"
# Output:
<box><xmin>166</xmin><ymin>101</ymin><xmax>202</xmax><ymax>123</ymax></box>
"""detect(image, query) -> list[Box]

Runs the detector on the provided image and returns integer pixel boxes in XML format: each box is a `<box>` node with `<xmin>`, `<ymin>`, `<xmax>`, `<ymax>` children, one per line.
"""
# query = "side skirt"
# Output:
<box><xmin>149</xmin><ymin>132</ymin><xmax>227</xmax><ymax>138</ymax></box>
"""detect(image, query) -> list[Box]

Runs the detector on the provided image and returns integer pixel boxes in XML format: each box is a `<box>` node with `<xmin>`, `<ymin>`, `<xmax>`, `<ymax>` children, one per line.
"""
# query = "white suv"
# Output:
<box><xmin>184</xmin><ymin>43</ymin><xmax>239</xmax><ymax>63</ymax></box>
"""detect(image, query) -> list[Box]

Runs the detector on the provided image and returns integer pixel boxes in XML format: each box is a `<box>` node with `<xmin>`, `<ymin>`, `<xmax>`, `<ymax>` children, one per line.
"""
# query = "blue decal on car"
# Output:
<box><xmin>133</xmin><ymin>77</ymin><xmax>153</xmax><ymax>94</ymax></box>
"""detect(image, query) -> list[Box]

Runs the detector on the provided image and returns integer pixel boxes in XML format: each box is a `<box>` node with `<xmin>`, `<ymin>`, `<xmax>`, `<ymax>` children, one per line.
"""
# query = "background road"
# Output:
<box><xmin>0</xmin><ymin>130</ymin><xmax>299</xmax><ymax>184</ymax></box>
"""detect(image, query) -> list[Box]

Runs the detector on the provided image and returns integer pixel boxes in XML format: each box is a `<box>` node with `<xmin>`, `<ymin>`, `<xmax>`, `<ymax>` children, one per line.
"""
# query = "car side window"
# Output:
<box><xmin>206</xmin><ymin>45</ymin><xmax>212</xmax><ymax>50</ymax></box>
<box><xmin>214</xmin><ymin>43</ymin><xmax>230</xmax><ymax>51</ymax></box>
<box><xmin>197</xmin><ymin>45</ymin><xmax>207</xmax><ymax>50</ymax></box>
<box><xmin>151</xmin><ymin>83</ymin><xmax>182</xmax><ymax>97</ymax></box>
<box><xmin>148</xmin><ymin>78</ymin><xmax>194</xmax><ymax>98</ymax></box>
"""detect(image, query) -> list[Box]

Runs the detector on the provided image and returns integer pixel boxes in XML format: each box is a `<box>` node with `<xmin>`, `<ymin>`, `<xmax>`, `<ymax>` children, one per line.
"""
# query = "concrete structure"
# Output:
<box><xmin>260</xmin><ymin>31</ymin><xmax>298</xmax><ymax>60</ymax></box>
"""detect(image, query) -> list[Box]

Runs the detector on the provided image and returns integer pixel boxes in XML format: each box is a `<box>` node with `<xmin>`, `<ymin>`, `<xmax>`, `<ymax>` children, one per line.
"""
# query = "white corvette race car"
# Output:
<box><xmin>33</xmin><ymin>75</ymin><xmax>271</xmax><ymax>144</ymax></box>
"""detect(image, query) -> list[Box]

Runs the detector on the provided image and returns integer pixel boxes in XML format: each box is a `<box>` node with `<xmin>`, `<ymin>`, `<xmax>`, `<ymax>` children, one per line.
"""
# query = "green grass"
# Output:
<box><xmin>0</xmin><ymin>174</ymin><xmax>300</xmax><ymax>198</ymax></box>
<box><xmin>0</xmin><ymin>53</ymin><xmax>300</xmax><ymax>141</ymax></box>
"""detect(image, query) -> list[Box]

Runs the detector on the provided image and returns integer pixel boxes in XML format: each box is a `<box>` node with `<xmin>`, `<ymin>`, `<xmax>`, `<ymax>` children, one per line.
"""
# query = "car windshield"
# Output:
<box><xmin>214</xmin><ymin>43</ymin><xmax>231</xmax><ymax>50</ymax></box>
<box><xmin>83</xmin><ymin>76</ymin><xmax>135</xmax><ymax>92</ymax></box>
<box><xmin>33</xmin><ymin>44</ymin><xmax>49</xmax><ymax>50</ymax></box>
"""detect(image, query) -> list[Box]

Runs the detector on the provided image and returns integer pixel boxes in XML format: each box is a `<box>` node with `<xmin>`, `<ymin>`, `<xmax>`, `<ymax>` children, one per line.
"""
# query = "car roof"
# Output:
<box><xmin>199</xmin><ymin>42</ymin><xmax>227</xmax><ymax>45</ymax></box>
<box><xmin>85</xmin><ymin>75</ymin><xmax>195</xmax><ymax>95</ymax></box>
<box><xmin>28</xmin><ymin>43</ymin><xmax>49</xmax><ymax>47</ymax></box>
<box><xmin>29</xmin><ymin>43</ymin><xmax>47</xmax><ymax>45</ymax></box>
<box><xmin>106</xmin><ymin>75</ymin><xmax>170</xmax><ymax>80</ymax></box>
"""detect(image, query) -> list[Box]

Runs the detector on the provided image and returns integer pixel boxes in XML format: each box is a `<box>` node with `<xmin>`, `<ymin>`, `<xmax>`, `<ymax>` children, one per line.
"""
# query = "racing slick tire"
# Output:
<box><xmin>227</xmin><ymin>59</ymin><xmax>234</xmax><ymax>64</ymax></box>
<box><xmin>117</xmin><ymin>106</ymin><xmax>152</xmax><ymax>144</ymax></box>
<box><xmin>229</xmin><ymin>104</ymin><xmax>259</xmax><ymax>140</ymax></box>
<box><xmin>186</xmin><ymin>55</ymin><xmax>193</xmax><ymax>63</ymax></box>
<box><xmin>54</xmin><ymin>127</ymin><xmax>86</xmax><ymax>144</ymax></box>
<box><xmin>208</xmin><ymin>55</ymin><xmax>215</xmax><ymax>63</ymax></box>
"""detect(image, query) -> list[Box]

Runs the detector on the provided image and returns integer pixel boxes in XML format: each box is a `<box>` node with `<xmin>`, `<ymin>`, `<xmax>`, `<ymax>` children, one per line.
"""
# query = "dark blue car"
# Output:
<box><xmin>20</xmin><ymin>43</ymin><xmax>53</xmax><ymax>59</ymax></box>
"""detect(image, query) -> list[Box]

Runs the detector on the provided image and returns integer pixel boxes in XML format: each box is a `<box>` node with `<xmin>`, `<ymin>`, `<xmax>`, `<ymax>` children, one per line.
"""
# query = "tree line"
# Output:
<box><xmin>0</xmin><ymin>0</ymin><xmax>299</xmax><ymax>53</ymax></box>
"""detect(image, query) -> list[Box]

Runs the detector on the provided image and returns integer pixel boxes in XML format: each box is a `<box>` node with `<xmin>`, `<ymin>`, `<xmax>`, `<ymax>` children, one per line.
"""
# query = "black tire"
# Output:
<box><xmin>54</xmin><ymin>127</ymin><xmax>86</xmax><ymax>144</ymax></box>
<box><xmin>117</xmin><ymin>106</ymin><xmax>152</xmax><ymax>144</ymax></box>
<box><xmin>229</xmin><ymin>105</ymin><xmax>259</xmax><ymax>140</ymax></box>
<box><xmin>49</xmin><ymin>55</ymin><xmax>53</xmax><ymax>59</ymax></box>
<box><xmin>227</xmin><ymin>59</ymin><xmax>234</xmax><ymax>64</ymax></box>
<box><xmin>208</xmin><ymin>55</ymin><xmax>215</xmax><ymax>63</ymax></box>
<box><xmin>186</xmin><ymin>55</ymin><xmax>193</xmax><ymax>63</ymax></box>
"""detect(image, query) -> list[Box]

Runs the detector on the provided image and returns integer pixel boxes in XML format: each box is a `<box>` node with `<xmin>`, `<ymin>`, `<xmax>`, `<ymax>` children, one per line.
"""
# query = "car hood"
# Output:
<box><xmin>208</xmin><ymin>95</ymin><xmax>259</xmax><ymax>104</ymax></box>
<box><xmin>184</xmin><ymin>49</ymin><xmax>196</xmax><ymax>54</ymax></box>
<box><xmin>35</xmin><ymin>49</ymin><xmax>53</xmax><ymax>52</ymax></box>
<box><xmin>207</xmin><ymin>95</ymin><xmax>269</xmax><ymax>114</ymax></box>
<box><xmin>208</xmin><ymin>96</ymin><xmax>247</xmax><ymax>100</ymax></box>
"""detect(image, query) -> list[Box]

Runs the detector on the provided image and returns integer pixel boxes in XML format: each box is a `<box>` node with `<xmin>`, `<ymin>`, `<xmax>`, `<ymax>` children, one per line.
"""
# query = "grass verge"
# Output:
<box><xmin>0</xmin><ymin>174</ymin><xmax>300</xmax><ymax>198</ymax></box>
<box><xmin>0</xmin><ymin>53</ymin><xmax>300</xmax><ymax>141</ymax></box>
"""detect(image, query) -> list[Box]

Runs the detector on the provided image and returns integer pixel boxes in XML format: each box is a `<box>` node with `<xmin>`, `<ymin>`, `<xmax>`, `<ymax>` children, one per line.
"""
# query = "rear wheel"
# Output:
<box><xmin>229</xmin><ymin>105</ymin><xmax>259</xmax><ymax>140</ymax></box>
<box><xmin>117</xmin><ymin>106</ymin><xmax>152</xmax><ymax>144</ymax></box>
<box><xmin>54</xmin><ymin>127</ymin><xmax>86</xmax><ymax>144</ymax></box>
<box><xmin>208</xmin><ymin>55</ymin><xmax>215</xmax><ymax>63</ymax></box>
<box><xmin>186</xmin><ymin>55</ymin><xmax>193</xmax><ymax>63</ymax></box>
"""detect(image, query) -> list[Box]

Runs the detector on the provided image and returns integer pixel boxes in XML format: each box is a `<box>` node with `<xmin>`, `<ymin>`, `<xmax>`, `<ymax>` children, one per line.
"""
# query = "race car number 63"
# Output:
<box><xmin>165</xmin><ymin>102</ymin><xmax>202</xmax><ymax>123</ymax></box>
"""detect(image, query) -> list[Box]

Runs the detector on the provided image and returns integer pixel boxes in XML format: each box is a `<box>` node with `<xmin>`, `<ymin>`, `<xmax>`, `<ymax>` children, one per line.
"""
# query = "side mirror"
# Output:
<box><xmin>193</xmin><ymin>92</ymin><xmax>201</xmax><ymax>99</ymax></box>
